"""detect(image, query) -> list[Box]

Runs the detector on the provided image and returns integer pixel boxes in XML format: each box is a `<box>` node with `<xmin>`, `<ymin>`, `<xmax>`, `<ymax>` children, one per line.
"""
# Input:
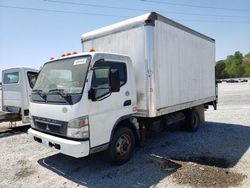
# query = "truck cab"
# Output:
<box><xmin>1</xmin><ymin>67</ymin><xmax>38</xmax><ymax>123</ymax></box>
<box><xmin>28</xmin><ymin>52</ymin><xmax>137</xmax><ymax>162</ymax></box>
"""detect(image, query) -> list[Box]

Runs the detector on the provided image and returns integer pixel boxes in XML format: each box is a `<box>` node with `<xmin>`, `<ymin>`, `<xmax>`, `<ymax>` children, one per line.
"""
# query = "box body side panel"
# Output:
<box><xmin>153</xmin><ymin>20</ymin><xmax>216</xmax><ymax>111</ymax></box>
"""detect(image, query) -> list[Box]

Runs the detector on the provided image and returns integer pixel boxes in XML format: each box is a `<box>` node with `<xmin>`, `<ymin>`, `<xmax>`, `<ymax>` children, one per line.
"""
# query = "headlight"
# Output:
<box><xmin>30</xmin><ymin>115</ymin><xmax>35</xmax><ymax>128</ymax></box>
<box><xmin>30</xmin><ymin>120</ymin><xmax>35</xmax><ymax>128</ymax></box>
<box><xmin>67</xmin><ymin>116</ymin><xmax>89</xmax><ymax>139</ymax></box>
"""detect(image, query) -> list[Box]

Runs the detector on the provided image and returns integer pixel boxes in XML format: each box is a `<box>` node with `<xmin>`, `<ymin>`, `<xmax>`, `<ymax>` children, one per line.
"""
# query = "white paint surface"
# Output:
<box><xmin>82</xmin><ymin>13</ymin><xmax>216</xmax><ymax>117</ymax></box>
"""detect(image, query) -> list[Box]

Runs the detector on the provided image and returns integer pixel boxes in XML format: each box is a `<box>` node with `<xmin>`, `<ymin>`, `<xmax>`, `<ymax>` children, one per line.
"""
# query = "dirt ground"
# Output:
<box><xmin>0</xmin><ymin>82</ymin><xmax>249</xmax><ymax>188</ymax></box>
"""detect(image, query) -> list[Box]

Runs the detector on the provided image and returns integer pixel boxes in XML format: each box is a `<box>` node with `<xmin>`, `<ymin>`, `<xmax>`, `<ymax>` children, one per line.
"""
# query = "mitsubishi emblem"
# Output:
<box><xmin>46</xmin><ymin>124</ymin><xmax>50</xmax><ymax>131</ymax></box>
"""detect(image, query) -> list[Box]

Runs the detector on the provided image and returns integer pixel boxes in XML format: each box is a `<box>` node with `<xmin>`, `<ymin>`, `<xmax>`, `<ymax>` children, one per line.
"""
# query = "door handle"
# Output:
<box><xmin>123</xmin><ymin>100</ymin><xmax>131</xmax><ymax>106</ymax></box>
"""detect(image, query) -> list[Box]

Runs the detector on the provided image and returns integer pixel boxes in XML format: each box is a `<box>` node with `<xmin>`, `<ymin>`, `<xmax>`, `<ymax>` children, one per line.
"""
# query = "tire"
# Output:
<box><xmin>185</xmin><ymin>109</ymin><xmax>201</xmax><ymax>132</ymax></box>
<box><xmin>107</xmin><ymin>127</ymin><xmax>135</xmax><ymax>165</ymax></box>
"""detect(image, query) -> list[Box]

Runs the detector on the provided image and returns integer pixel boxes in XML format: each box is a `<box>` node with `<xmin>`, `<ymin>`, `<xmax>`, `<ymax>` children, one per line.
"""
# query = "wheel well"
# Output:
<box><xmin>111</xmin><ymin>118</ymin><xmax>139</xmax><ymax>145</ymax></box>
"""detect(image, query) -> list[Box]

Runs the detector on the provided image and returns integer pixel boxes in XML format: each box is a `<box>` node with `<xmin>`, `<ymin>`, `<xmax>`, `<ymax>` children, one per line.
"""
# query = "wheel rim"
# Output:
<box><xmin>115</xmin><ymin>134</ymin><xmax>131</xmax><ymax>156</ymax></box>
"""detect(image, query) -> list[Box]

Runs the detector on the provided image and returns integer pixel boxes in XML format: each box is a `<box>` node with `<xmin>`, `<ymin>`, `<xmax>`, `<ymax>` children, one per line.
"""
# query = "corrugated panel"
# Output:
<box><xmin>153</xmin><ymin>20</ymin><xmax>216</xmax><ymax>110</ymax></box>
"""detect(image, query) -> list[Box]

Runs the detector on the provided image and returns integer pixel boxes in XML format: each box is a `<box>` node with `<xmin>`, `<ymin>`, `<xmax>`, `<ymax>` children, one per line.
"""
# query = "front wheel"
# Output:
<box><xmin>107</xmin><ymin>127</ymin><xmax>135</xmax><ymax>165</ymax></box>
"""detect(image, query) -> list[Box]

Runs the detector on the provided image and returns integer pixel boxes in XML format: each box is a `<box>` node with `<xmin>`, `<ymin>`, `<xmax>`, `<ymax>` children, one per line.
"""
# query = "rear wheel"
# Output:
<box><xmin>107</xmin><ymin>127</ymin><xmax>135</xmax><ymax>165</ymax></box>
<box><xmin>185</xmin><ymin>109</ymin><xmax>201</xmax><ymax>132</ymax></box>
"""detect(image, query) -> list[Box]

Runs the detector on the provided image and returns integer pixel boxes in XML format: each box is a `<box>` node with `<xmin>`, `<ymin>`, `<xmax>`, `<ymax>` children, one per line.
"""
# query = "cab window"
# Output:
<box><xmin>27</xmin><ymin>71</ymin><xmax>38</xmax><ymax>89</ymax></box>
<box><xmin>93</xmin><ymin>61</ymin><xmax>127</xmax><ymax>87</ymax></box>
<box><xmin>91</xmin><ymin>61</ymin><xmax>127</xmax><ymax>99</ymax></box>
<box><xmin>3</xmin><ymin>72</ymin><xmax>19</xmax><ymax>84</ymax></box>
<box><xmin>91</xmin><ymin>67</ymin><xmax>110</xmax><ymax>99</ymax></box>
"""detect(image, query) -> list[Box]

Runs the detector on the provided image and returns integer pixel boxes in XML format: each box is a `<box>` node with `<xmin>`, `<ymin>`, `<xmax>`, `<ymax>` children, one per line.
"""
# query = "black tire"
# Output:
<box><xmin>185</xmin><ymin>109</ymin><xmax>201</xmax><ymax>132</ymax></box>
<box><xmin>107</xmin><ymin>127</ymin><xmax>135</xmax><ymax>165</ymax></box>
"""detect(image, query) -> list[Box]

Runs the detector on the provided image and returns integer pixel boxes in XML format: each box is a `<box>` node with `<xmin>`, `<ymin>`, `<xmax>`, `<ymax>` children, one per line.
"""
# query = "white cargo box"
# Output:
<box><xmin>81</xmin><ymin>12</ymin><xmax>216</xmax><ymax>117</ymax></box>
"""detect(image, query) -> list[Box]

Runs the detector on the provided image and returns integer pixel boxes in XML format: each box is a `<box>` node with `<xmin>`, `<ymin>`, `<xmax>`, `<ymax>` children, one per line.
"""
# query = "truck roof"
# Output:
<box><xmin>2</xmin><ymin>67</ymin><xmax>38</xmax><ymax>72</ymax></box>
<box><xmin>81</xmin><ymin>12</ymin><xmax>215</xmax><ymax>43</ymax></box>
<box><xmin>47</xmin><ymin>52</ymin><xmax>131</xmax><ymax>63</ymax></box>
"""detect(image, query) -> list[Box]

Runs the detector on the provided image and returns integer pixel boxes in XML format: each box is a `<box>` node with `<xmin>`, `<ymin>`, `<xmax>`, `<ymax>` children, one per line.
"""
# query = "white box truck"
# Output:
<box><xmin>28</xmin><ymin>12</ymin><xmax>217</xmax><ymax>164</ymax></box>
<box><xmin>1</xmin><ymin>67</ymin><xmax>38</xmax><ymax>123</ymax></box>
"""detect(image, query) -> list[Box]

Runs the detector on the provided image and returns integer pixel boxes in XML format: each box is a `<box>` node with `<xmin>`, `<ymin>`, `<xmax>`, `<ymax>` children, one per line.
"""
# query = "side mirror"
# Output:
<box><xmin>88</xmin><ymin>88</ymin><xmax>95</xmax><ymax>101</ymax></box>
<box><xmin>110</xmin><ymin>69</ymin><xmax>120</xmax><ymax>92</ymax></box>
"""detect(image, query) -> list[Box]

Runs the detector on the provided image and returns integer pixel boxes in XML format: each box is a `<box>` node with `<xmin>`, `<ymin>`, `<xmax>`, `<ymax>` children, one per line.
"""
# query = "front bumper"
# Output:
<box><xmin>28</xmin><ymin>128</ymin><xmax>90</xmax><ymax>158</ymax></box>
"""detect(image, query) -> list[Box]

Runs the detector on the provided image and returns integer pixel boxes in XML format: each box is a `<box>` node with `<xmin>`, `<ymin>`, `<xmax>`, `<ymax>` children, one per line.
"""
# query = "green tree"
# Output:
<box><xmin>224</xmin><ymin>51</ymin><xmax>244</xmax><ymax>78</ymax></box>
<box><xmin>215</xmin><ymin>51</ymin><xmax>250</xmax><ymax>78</ymax></box>
<box><xmin>215</xmin><ymin>60</ymin><xmax>226</xmax><ymax>78</ymax></box>
<box><xmin>242</xmin><ymin>52</ymin><xmax>250</xmax><ymax>77</ymax></box>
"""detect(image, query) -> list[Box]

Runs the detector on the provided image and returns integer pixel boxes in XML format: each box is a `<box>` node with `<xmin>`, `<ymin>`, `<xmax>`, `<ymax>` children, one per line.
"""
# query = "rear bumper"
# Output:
<box><xmin>28</xmin><ymin>128</ymin><xmax>90</xmax><ymax>158</ymax></box>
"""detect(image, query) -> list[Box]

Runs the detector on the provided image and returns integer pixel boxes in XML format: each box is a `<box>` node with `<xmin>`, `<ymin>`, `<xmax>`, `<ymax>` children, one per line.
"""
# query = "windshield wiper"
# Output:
<box><xmin>48</xmin><ymin>88</ymin><xmax>67</xmax><ymax>96</ymax></box>
<box><xmin>32</xmin><ymin>89</ymin><xmax>46</xmax><ymax>98</ymax></box>
<box><xmin>48</xmin><ymin>89</ymin><xmax>71</xmax><ymax>103</ymax></box>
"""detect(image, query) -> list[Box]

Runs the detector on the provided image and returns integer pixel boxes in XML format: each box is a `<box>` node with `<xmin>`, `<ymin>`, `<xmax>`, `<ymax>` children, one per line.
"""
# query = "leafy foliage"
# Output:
<box><xmin>215</xmin><ymin>51</ymin><xmax>250</xmax><ymax>79</ymax></box>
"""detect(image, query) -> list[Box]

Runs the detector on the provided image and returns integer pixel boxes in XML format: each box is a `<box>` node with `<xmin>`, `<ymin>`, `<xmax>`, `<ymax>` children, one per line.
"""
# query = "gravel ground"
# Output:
<box><xmin>0</xmin><ymin>82</ymin><xmax>249</xmax><ymax>188</ymax></box>
<box><xmin>0</xmin><ymin>90</ymin><xmax>2</xmax><ymax>111</ymax></box>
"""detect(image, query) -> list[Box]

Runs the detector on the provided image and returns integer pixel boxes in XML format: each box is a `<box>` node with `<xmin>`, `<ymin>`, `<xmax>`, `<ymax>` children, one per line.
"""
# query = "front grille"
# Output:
<box><xmin>33</xmin><ymin>116</ymin><xmax>68</xmax><ymax>136</ymax></box>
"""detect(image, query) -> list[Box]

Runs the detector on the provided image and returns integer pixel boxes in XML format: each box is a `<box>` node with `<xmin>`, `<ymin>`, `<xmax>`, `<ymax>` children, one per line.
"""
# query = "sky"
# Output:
<box><xmin>0</xmin><ymin>0</ymin><xmax>250</xmax><ymax>81</ymax></box>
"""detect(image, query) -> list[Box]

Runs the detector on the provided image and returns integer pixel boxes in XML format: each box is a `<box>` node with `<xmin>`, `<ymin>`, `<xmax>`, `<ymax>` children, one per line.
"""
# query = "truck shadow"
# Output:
<box><xmin>37</xmin><ymin>121</ymin><xmax>250</xmax><ymax>187</ymax></box>
<box><xmin>149</xmin><ymin>121</ymin><xmax>250</xmax><ymax>168</ymax></box>
<box><xmin>0</xmin><ymin>124</ymin><xmax>30</xmax><ymax>139</ymax></box>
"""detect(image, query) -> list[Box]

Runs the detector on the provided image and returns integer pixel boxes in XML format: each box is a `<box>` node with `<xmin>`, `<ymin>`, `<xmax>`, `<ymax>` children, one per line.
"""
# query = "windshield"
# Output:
<box><xmin>34</xmin><ymin>56</ymin><xmax>91</xmax><ymax>94</ymax></box>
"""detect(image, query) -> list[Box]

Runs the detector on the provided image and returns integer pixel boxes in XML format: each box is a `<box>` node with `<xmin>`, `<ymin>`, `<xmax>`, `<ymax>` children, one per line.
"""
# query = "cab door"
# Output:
<box><xmin>22</xmin><ymin>70</ymin><xmax>38</xmax><ymax>121</ymax></box>
<box><xmin>2</xmin><ymin>69</ymin><xmax>22</xmax><ymax>113</ymax></box>
<box><xmin>87</xmin><ymin>59</ymin><xmax>133</xmax><ymax>148</ymax></box>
